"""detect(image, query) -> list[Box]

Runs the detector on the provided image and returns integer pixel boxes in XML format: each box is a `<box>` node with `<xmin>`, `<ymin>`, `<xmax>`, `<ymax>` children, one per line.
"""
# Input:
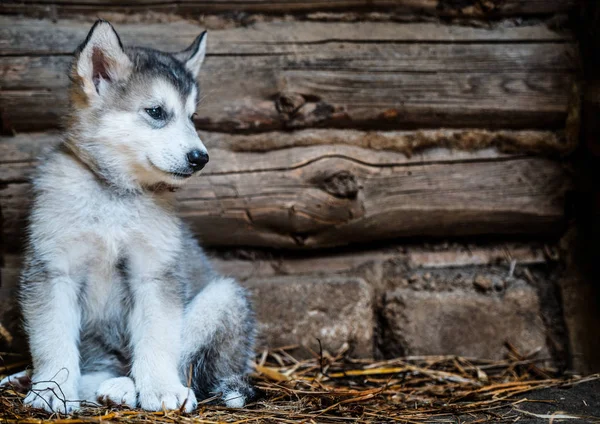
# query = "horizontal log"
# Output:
<box><xmin>0</xmin><ymin>128</ymin><xmax>571</xmax><ymax>182</ymax></box>
<box><xmin>0</xmin><ymin>242</ymin><xmax>555</xmax><ymax>290</ymax></box>
<box><xmin>0</xmin><ymin>19</ymin><xmax>574</xmax><ymax>55</ymax></box>
<box><xmin>0</xmin><ymin>128</ymin><xmax>573</xmax><ymax>173</ymax></box>
<box><xmin>212</xmin><ymin>243</ymin><xmax>553</xmax><ymax>281</ymax></box>
<box><xmin>0</xmin><ymin>131</ymin><xmax>572</xmax><ymax>250</ymax></box>
<box><xmin>179</xmin><ymin>156</ymin><xmax>569</xmax><ymax>248</ymax></box>
<box><xmin>0</xmin><ymin>0</ymin><xmax>577</xmax><ymax>19</ymax></box>
<box><xmin>0</xmin><ymin>18</ymin><xmax>578</xmax><ymax>132</ymax></box>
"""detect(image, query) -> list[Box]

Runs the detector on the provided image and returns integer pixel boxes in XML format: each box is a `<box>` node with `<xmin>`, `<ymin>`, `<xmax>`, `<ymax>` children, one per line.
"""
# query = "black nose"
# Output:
<box><xmin>187</xmin><ymin>149</ymin><xmax>209</xmax><ymax>172</ymax></box>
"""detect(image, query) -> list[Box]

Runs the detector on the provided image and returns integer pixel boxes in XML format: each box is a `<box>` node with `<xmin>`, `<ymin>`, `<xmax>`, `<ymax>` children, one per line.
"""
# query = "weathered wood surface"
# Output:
<box><xmin>0</xmin><ymin>0</ymin><xmax>577</xmax><ymax>18</ymax></box>
<box><xmin>212</xmin><ymin>243</ymin><xmax>553</xmax><ymax>281</ymax></box>
<box><xmin>205</xmin><ymin>128</ymin><xmax>574</xmax><ymax>154</ymax></box>
<box><xmin>0</xmin><ymin>18</ymin><xmax>578</xmax><ymax>132</ymax></box>
<box><xmin>0</xmin><ymin>19</ymin><xmax>574</xmax><ymax>54</ymax></box>
<box><xmin>0</xmin><ymin>131</ymin><xmax>572</xmax><ymax>250</ymax></box>
<box><xmin>0</xmin><ymin>243</ymin><xmax>553</xmax><ymax>291</ymax></box>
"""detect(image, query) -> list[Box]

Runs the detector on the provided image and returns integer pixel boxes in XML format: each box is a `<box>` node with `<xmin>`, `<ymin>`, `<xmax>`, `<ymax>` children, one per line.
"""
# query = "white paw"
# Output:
<box><xmin>96</xmin><ymin>377</ymin><xmax>136</xmax><ymax>408</ymax></box>
<box><xmin>223</xmin><ymin>390</ymin><xmax>246</xmax><ymax>408</ymax></box>
<box><xmin>24</xmin><ymin>379</ymin><xmax>79</xmax><ymax>413</ymax></box>
<box><xmin>138</xmin><ymin>384</ymin><xmax>197</xmax><ymax>412</ymax></box>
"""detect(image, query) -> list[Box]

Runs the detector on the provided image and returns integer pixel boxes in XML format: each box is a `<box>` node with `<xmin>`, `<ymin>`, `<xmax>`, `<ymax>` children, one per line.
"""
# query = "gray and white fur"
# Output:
<box><xmin>17</xmin><ymin>20</ymin><xmax>255</xmax><ymax>413</ymax></box>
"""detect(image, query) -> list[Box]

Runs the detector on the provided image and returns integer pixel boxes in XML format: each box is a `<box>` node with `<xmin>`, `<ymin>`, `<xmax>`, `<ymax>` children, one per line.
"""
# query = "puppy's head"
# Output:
<box><xmin>68</xmin><ymin>20</ymin><xmax>208</xmax><ymax>189</ymax></box>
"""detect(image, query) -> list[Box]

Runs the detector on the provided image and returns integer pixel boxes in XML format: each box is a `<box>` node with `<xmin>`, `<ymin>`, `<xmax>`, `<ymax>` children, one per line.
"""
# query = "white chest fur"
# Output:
<box><xmin>82</xmin><ymin>195</ymin><xmax>182</xmax><ymax>321</ymax></box>
<box><xmin>31</xmin><ymin>161</ymin><xmax>183</xmax><ymax>323</ymax></box>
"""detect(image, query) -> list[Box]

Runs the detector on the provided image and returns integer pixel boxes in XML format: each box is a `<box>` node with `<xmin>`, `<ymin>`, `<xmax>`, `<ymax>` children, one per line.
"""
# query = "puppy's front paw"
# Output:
<box><xmin>24</xmin><ymin>379</ymin><xmax>79</xmax><ymax>413</ymax></box>
<box><xmin>138</xmin><ymin>384</ymin><xmax>197</xmax><ymax>412</ymax></box>
<box><xmin>96</xmin><ymin>377</ymin><xmax>136</xmax><ymax>408</ymax></box>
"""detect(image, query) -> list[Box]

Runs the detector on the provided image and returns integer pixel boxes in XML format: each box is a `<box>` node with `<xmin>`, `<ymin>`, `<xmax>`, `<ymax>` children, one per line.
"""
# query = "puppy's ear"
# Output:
<box><xmin>175</xmin><ymin>31</ymin><xmax>207</xmax><ymax>79</ymax></box>
<box><xmin>72</xmin><ymin>20</ymin><xmax>131</xmax><ymax>100</ymax></box>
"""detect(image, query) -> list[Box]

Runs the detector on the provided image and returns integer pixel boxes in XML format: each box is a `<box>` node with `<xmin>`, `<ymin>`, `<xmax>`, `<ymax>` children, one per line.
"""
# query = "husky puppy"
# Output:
<box><xmin>18</xmin><ymin>20</ymin><xmax>255</xmax><ymax>413</ymax></box>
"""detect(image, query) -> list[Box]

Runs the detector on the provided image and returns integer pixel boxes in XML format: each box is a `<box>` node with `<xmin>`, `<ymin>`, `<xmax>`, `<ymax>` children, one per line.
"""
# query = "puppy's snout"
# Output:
<box><xmin>187</xmin><ymin>149</ymin><xmax>209</xmax><ymax>172</ymax></box>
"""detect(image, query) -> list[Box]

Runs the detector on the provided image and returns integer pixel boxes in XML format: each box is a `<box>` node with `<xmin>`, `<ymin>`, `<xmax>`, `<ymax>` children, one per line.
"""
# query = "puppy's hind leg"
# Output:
<box><xmin>181</xmin><ymin>277</ymin><xmax>255</xmax><ymax>408</ymax></box>
<box><xmin>79</xmin><ymin>373</ymin><xmax>136</xmax><ymax>408</ymax></box>
<box><xmin>79</xmin><ymin>336</ymin><xmax>135</xmax><ymax>408</ymax></box>
<box><xmin>79</xmin><ymin>371</ymin><xmax>115</xmax><ymax>404</ymax></box>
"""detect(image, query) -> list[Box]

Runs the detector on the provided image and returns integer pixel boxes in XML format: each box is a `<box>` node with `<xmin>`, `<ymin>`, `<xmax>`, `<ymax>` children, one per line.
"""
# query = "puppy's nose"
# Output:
<box><xmin>187</xmin><ymin>149</ymin><xmax>209</xmax><ymax>172</ymax></box>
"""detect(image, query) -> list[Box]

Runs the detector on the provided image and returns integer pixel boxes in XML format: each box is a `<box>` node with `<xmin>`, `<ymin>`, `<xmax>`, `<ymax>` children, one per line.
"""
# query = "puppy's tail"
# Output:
<box><xmin>0</xmin><ymin>370</ymin><xmax>32</xmax><ymax>392</ymax></box>
<box><xmin>214</xmin><ymin>375</ymin><xmax>255</xmax><ymax>408</ymax></box>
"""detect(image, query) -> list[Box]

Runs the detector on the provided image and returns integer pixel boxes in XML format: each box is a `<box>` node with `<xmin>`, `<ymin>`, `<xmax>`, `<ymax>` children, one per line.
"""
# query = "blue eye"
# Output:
<box><xmin>145</xmin><ymin>106</ymin><xmax>165</xmax><ymax>120</ymax></box>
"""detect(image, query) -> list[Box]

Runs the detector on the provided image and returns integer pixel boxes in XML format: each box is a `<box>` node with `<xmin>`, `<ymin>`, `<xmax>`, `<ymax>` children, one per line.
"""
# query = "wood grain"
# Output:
<box><xmin>178</xmin><ymin>154</ymin><xmax>569</xmax><ymax>248</ymax></box>
<box><xmin>0</xmin><ymin>18</ymin><xmax>578</xmax><ymax>132</ymax></box>
<box><xmin>0</xmin><ymin>0</ymin><xmax>576</xmax><ymax>18</ymax></box>
<box><xmin>0</xmin><ymin>128</ymin><xmax>571</xmax><ymax>166</ymax></box>
<box><xmin>0</xmin><ymin>19</ymin><xmax>573</xmax><ymax>55</ymax></box>
<box><xmin>0</xmin><ymin>131</ymin><xmax>571</xmax><ymax>250</ymax></box>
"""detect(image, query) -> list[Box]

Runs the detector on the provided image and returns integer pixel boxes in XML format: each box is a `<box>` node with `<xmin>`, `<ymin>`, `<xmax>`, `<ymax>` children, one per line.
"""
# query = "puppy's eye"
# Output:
<box><xmin>145</xmin><ymin>106</ymin><xmax>165</xmax><ymax>120</ymax></box>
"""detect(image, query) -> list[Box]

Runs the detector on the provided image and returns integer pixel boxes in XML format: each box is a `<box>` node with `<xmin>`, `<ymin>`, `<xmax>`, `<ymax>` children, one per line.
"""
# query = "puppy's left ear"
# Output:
<box><xmin>175</xmin><ymin>31</ymin><xmax>207</xmax><ymax>79</ymax></box>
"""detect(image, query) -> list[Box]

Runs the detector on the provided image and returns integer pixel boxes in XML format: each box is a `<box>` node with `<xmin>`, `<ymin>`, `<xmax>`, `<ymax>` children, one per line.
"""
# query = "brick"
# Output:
<box><xmin>381</xmin><ymin>282</ymin><xmax>549</xmax><ymax>360</ymax></box>
<box><xmin>243</xmin><ymin>276</ymin><xmax>374</xmax><ymax>357</ymax></box>
<box><xmin>0</xmin><ymin>255</ymin><xmax>26</xmax><ymax>354</ymax></box>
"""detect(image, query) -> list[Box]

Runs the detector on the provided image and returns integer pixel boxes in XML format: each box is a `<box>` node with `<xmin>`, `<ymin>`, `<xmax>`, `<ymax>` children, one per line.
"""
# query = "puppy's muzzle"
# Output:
<box><xmin>187</xmin><ymin>149</ymin><xmax>209</xmax><ymax>172</ymax></box>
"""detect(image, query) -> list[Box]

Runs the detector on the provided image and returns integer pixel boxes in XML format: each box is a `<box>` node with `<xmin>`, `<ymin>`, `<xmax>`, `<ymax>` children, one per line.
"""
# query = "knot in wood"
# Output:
<box><xmin>275</xmin><ymin>92</ymin><xmax>306</xmax><ymax>116</ymax></box>
<box><xmin>318</xmin><ymin>171</ymin><xmax>360</xmax><ymax>199</ymax></box>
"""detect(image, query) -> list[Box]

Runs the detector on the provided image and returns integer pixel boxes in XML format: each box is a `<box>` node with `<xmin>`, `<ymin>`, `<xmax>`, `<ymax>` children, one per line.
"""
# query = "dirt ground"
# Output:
<box><xmin>1</xmin><ymin>348</ymin><xmax>599</xmax><ymax>423</ymax></box>
<box><xmin>460</xmin><ymin>379</ymin><xmax>600</xmax><ymax>423</ymax></box>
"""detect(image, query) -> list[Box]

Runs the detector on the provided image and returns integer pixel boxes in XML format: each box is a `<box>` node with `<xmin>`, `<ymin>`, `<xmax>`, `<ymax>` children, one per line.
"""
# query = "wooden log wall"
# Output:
<box><xmin>0</xmin><ymin>0</ymin><xmax>585</xmax><ymax>363</ymax></box>
<box><xmin>0</xmin><ymin>10</ymin><xmax>580</xmax><ymax>250</ymax></box>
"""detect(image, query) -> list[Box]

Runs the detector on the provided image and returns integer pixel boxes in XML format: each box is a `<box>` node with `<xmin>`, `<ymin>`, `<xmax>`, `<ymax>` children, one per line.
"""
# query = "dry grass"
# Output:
<box><xmin>0</xmin><ymin>344</ymin><xmax>598</xmax><ymax>423</ymax></box>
